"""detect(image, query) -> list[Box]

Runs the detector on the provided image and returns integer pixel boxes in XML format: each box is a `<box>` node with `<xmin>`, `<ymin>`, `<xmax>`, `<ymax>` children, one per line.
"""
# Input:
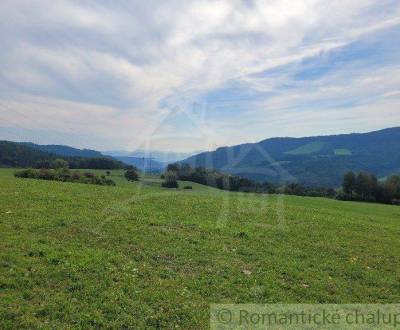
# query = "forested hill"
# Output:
<box><xmin>21</xmin><ymin>143</ymin><xmax>103</xmax><ymax>158</ymax></box>
<box><xmin>0</xmin><ymin>141</ymin><xmax>124</xmax><ymax>169</ymax></box>
<box><xmin>181</xmin><ymin>127</ymin><xmax>400</xmax><ymax>187</ymax></box>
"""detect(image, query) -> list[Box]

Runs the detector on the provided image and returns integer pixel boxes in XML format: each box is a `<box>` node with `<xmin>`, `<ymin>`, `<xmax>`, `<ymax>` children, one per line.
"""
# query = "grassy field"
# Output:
<box><xmin>0</xmin><ymin>168</ymin><xmax>399</xmax><ymax>328</ymax></box>
<box><xmin>285</xmin><ymin>141</ymin><xmax>325</xmax><ymax>155</ymax></box>
<box><xmin>334</xmin><ymin>148</ymin><xmax>352</xmax><ymax>156</ymax></box>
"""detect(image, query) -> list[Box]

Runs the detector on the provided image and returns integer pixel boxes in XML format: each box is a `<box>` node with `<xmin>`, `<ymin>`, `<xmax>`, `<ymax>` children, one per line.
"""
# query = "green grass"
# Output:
<box><xmin>286</xmin><ymin>141</ymin><xmax>324</xmax><ymax>155</ymax></box>
<box><xmin>334</xmin><ymin>148</ymin><xmax>352</xmax><ymax>156</ymax></box>
<box><xmin>0</xmin><ymin>168</ymin><xmax>399</xmax><ymax>328</ymax></box>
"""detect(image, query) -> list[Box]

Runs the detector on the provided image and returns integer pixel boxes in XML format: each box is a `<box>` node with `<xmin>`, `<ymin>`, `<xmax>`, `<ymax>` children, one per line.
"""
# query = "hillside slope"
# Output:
<box><xmin>0</xmin><ymin>141</ymin><xmax>124</xmax><ymax>169</ymax></box>
<box><xmin>0</xmin><ymin>141</ymin><xmax>56</xmax><ymax>168</ymax></box>
<box><xmin>182</xmin><ymin>127</ymin><xmax>400</xmax><ymax>186</ymax></box>
<box><xmin>22</xmin><ymin>143</ymin><xmax>103</xmax><ymax>158</ymax></box>
<box><xmin>1</xmin><ymin>168</ymin><xmax>399</xmax><ymax>328</ymax></box>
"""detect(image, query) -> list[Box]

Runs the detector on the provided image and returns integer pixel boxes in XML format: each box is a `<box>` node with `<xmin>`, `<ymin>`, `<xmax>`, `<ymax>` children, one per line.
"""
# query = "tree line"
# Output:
<box><xmin>164</xmin><ymin>164</ymin><xmax>400</xmax><ymax>205</ymax></box>
<box><xmin>163</xmin><ymin>164</ymin><xmax>334</xmax><ymax>196</ymax></box>
<box><xmin>34</xmin><ymin>156</ymin><xmax>125</xmax><ymax>170</ymax></box>
<box><xmin>339</xmin><ymin>171</ymin><xmax>400</xmax><ymax>204</ymax></box>
<box><xmin>164</xmin><ymin>164</ymin><xmax>276</xmax><ymax>192</ymax></box>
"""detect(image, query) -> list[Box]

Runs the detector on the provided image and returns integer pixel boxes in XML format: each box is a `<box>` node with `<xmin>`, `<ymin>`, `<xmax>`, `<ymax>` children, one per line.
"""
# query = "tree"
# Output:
<box><xmin>162</xmin><ymin>171</ymin><xmax>179</xmax><ymax>188</ymax></box>
<box><xmin>167</xmin><ymin>163</ymin><xmax>180</xmax><ymax>172</ymax></box>
<box><xmin>125</xmin><ymin>168</ymin><xmax>139</xmax><ymax>181</ymax></box>
<box><xmin>354</xmin><ymin>172</ymin><xmax>378</xmax><ymax>200</ymax></box>
<box><xmin>385</xmin><ymin>175</ymin><xmax>400</xmax><ymax>200</ymax></box>
<box><xmin>342</xmin><ymin>171</ymin><xmax>356</xmax><ymax>195</ymax></box>
<box><xmin>52</xmin><ymin>158</ymin><xmax>69</xmax><ymax>170</ymax></box>
<box><xmin>284</xmin><ymin>183</ymin><xmax>305</xmax><ymax>196</ymax></box>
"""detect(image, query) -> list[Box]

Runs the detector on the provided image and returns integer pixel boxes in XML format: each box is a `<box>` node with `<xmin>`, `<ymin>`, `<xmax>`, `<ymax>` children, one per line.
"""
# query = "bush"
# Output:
<box><xmin>52</xmin><ymin>159</ymin><xmax>69</xmax><ymax>170</ymax></box>
<box><xmin>34</xmin><ymin>160</ymin><xmax>52</xmax><ymax>169</ymax></box>
<box><xmin>84</xmin><ymin>172</ymin><xmax>96</xmax><ymax>178</ymax></box>
<box><xmin>103</xmin><ymin>179</ymin><xmax>116</xmax><ymax>186</ymax></box>
<box><xmin>162</xmin><ymin>181</ymin><xmax>179</xmax><ymax>188</ymax></box>
<box><xmin>14</xmin><ymin>168</ymin><xmax>37</xmax><ymax>178</ymax></box>
<box><xmin>38</xmin><ymin>168</ymin><xmax>56</xmax><ymax>180</ymax></box>
<box><xmin>184</xmin><ymin>185</ymin><xmax>193</xmax><ymax>189</ymax></box>
<box><xmin>71</xmin><ymin>171</ymin><xmax>82</xmax><ymax>181</ymax></box>
<box><xmin>14</xmin><ymin>168</ymin><xmax>115</xmax><ymax>186</ymax></box>
<box><xmin>125</xmin><ymin>168</ymin><xmax>139</xmax><ymax>181</ymax></box>
<box><xmin>284</xmin><ymin>183</ymin><xmax>305</xmax><ymax>196</ymax></box>
<box><xmin>336</xmin><ymin>191</ymin><xmax>353</xmax><ymax>201</ymax></box>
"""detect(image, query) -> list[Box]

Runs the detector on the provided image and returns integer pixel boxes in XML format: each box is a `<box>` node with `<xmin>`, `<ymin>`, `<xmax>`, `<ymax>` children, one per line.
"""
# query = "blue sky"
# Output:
<box><xmin>0</xmin><ymin>0</ymin><xmax>400</xmax><ymax>152</ymax></box>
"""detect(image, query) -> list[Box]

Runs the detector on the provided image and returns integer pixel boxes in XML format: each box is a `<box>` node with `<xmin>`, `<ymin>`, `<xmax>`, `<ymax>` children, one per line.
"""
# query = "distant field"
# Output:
<box><xmin>334</xmin><ymin>148</ymin><xmax>352</xmax><ymax>155</ymax></box>
<box><xmin>0</xmin><ymin>168</ymin><xmax>399</xmax><ymax>328</ymax></box>
<box><xmin>285</xmin><ymin>141</ymin><xmax>324</xmax><ymax>155</ymax></box>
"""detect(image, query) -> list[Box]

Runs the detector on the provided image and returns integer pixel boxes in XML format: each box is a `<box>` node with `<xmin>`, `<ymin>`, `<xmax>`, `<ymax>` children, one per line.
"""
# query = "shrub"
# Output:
<box><xmin>162</xmin><ymin>181</ymin><xmax>179</xmax><ymax>188</ymax></box>
<box><xmin>125</xmin><ymin>168</ymin><xmax>139</xmax><ymax>181</ymax></box>
<box><xmin>103</xmin><ymin>179</ymin><xmax>116</xmax><ymax>186</ymax></box>
<box><xmin>14</xmin><ymin>168</ymin><xmax>115</xmax><ymax>186</ymax></box>
<box><xmin>184</xmin><ymin>185</ymin><xmax>193</xmax><ymax>189</ymax></box>
<box><xmin>51</xmin><ymin>159</ymin><xmax>69</xmax><ymax>170</ymax></box>
<box><xmin>284</xmin><ymin>183</ymin><xmax>305</xmax><ymax>195</ymax></box>
<box><xmin>71</xmin><ymin>171</ymin><xmax>82</xmax><ymax>181</ymax></box>
<box><xmin>38</xmin><ymin>168</ymin><xmax>56</xmax><ymax>180</ymax></box>
<box><xmin>34</xmin><ymin>160</ymin><xmax>52</xmax><ymax>169</ymax></box>
<box><xmin>14</xmin><ymin>168</ymin><xmax>36</xmax><ymax>178</ymax></box>
<box><xmin>336</xmin><ymin>191</ymin><xmax>353</xmax><ymax>201</ymax></box>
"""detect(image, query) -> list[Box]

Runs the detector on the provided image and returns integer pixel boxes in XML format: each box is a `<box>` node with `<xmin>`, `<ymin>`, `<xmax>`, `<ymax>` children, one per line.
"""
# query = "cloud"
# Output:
<box><xmin>0</xmin><ymin>0</ymin><xmax>399</xmax><ymax>151</ymax></box>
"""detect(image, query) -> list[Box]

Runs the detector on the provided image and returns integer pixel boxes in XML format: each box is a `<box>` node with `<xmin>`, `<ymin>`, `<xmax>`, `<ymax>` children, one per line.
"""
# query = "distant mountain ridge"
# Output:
<box><xmin>104</xmin><ymin>149</ymin><xmax>200</xmax><ymax>163</ymax></box>
<box><xmin>181</xmin><ymin>127</ymin><xmax>400</xmax><ymax>187</ymax></box>
<box><xmin>104</xmin><ymin>149</ymin><xmax>202</xmax><ymax>173</ymax></box>
<box><xmin>112</xmin><ymin>156</ymin><xmax>165</xmax><ymax>173</ymax></box>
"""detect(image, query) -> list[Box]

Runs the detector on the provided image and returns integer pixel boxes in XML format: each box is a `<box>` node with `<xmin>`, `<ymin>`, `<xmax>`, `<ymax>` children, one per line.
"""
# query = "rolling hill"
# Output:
<box><xmin>1</xmin><ymin>168</ymin><xmax>399</xmax><ymax>328</ymax></box>
<box><xmin>0</xmin><ymin>141</ymin><xmax>58</xmax><ymax>168</ymax></box>
<box><xmin>0</xmin><ymin>141</ymin><xmax>124</xmax><ymax>169</ymax></box>
<box><xmin>22</xmin><ymin>143</ymin><xmax>103</xmax><ymax>158</ymax></box>
<box><xmin>0</xmin><ymin>141</ymin><xmax>167</xmax><ymax>172</ymax></box>
<box><xmin>181</xmin><ymin>127</ymin><xmax>400</xmax><ymax>187</ymax></box>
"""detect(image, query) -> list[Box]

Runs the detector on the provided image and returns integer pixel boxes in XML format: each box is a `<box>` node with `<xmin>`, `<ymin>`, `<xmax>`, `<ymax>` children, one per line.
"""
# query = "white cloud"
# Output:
<box><xmin>0</xmin><ymin>0</ymin><xmax>399</xmax><ymax>151</ymax></box>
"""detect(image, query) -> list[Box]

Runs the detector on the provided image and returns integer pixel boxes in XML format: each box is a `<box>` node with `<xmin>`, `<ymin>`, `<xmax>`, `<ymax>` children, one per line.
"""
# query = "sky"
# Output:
<box><xmin>0</xmin><ymin>0</ymin><xmax>400</xmax><ymax>152</ymax></box>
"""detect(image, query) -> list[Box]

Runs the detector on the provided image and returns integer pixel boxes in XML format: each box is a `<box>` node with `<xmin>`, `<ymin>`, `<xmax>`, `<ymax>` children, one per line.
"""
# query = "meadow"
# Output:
<box><xmin>0</xmin><ymin>168</ymin><xmax>399</xmax><ymax>328</ymax></box>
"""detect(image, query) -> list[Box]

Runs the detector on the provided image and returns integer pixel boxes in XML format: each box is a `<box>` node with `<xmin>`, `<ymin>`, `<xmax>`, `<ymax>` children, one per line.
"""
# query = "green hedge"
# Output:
<box><xmin>14</xmin><ymin>168</ymin><xmax>116</xmax><ymax>186</ymax></box>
